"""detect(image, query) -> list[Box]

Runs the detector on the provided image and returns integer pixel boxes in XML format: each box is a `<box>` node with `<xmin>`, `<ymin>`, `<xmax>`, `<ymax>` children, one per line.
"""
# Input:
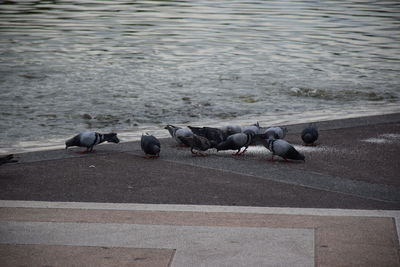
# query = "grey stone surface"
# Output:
<box><xmin>0</xmin><ymin>221</ymin><xmax>314</xmax><ymax>267</ymax></box>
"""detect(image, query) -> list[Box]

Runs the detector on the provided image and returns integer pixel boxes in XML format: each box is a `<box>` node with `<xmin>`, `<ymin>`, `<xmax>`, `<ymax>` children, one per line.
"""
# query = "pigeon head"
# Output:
<box><xmin>302</xmin><ymin>133</ymin><xmax>314</xmax><ymax>144</ymax></box>
<box><xmin>295</xmin><ymin>152</ymin><xmax>306</xmax><ymax>162</ymax></box>
<box><xmin>164</xmin><ymin>124</ymin><xmax>180</xmax><ymax>137</ymax></box>
<box><xmin>104</xmin><ymin>133</ymin><xmax>120</xmax><ymax>143</ymax></box>
<box><xmin>65</xmin><ymin>135</ymin><xmax>80</xmax><ymax>149</ymax></box>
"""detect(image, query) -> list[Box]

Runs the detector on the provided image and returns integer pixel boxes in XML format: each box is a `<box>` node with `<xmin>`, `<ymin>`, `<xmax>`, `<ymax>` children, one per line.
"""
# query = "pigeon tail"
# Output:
<box><xmin>103</xmin><ymin>133</ymin><xmax>120</xmax><ymax>144</ymax></box>
<box><xmin>286</xmin><ymin>146</ymin><xmax>305</xmax><ymax>161</ymax></box>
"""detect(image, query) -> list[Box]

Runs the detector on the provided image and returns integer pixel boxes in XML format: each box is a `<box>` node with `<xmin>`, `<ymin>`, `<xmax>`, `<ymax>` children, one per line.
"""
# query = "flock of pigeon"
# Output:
<box><xmin>64</xmin><ymin>122</ymin><xmax>319</xmax><ymax>162</ymax></box>
<box><xmin>0</xmin><ymin>123</ymin><xmax>319</xmax><ymax>166</ymax></box>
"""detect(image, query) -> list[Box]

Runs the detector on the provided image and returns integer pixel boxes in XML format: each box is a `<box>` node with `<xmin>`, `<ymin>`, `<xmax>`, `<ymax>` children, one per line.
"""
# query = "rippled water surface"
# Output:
<box><xmin>1</xmin><ymin>0</ymin><xmax>399</xmax><ymax>153</ymax></box>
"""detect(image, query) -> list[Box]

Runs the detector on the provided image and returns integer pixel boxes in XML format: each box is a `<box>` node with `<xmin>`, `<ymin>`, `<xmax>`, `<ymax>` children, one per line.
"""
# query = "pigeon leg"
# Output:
<box><xmin>234</xmin><ymin>147</ymin><xmax>248</xmax><ymax>156</ymax></box>
<box><xmin>237</xmin><ymin>146</ymin><xmax>248</xmax><ymax>155</ymax></box>
<box><xmin>233</xmin><ymin>148</ymin><xmax>242</xmax><ymax>156</ymax></box>
<box><xmin>78</xmin><ymin>148</ymin><xmax>95</xmax><ymax>154</ymax></box>
<box><xmin>268</xmin><ymin>155</ymin><xmax>275</xmax><ymax>161</ymax></box>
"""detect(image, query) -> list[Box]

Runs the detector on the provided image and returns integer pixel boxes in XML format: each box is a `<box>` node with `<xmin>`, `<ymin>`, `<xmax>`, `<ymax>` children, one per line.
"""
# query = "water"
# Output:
<box><xmin>1</xmin><ymin>0</ymin><xmax>399</xmax><ymax>154</ymax></box>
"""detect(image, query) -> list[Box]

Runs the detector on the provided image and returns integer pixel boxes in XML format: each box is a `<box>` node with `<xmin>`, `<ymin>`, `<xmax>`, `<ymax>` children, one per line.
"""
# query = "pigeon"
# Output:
<box><xmin>243</xmin><ymin>122</ymin><xmax>263</xmax><ymax>145</ymax></box>
<box><xmin>141</xmin><ymin>133</ymin><xmax>161</xmax><ymax>158</ymax></box>
<box><xmin>242</xmin><ymin>122</ymin><xmax>261</xmax><ymax>135</ymax></box>
<box><xmin>0</xmin><ymin>154</ymin><xmax>18</xmax><ymax>165</ymax></box>
<box><xmin>164</xmin><ymin>124</ymin><xmax>180</xmax><ymax>139</ymax></box>
<box><xmin>65</xmin><ymin>131</ymin><xmax>119</xmax><ymax>153</ymax></box>
<box><xmin>265</xmin><ymin>139</ymin><xmax>305</xmax><ymax>162</ymax></box>
<box><xmin>216</xmin><ymin>130</ymin><xmax>255</xmax><ymax>155</ymax></box>
<box><xmin>188</xmin><ymin>126</ymin><xmax>226</xmax><ymax>146</ymax></box>
<box><xmin>164</xmin><ymin>124</ymin><xmax>193</xmax><ymax>146</ymax></box>
<box><xmin>259</xmin><ymin>126</ymin><xmax>287</xmax><ymax>140</ymax></box>
<box><xmin>219</xmin><ymin>124</ymin><xmax>242</xmax><ymax>137</ymax></box>
<box><xmin>301</xmin><ymin>124</ymin><xmax>319</xmax><ymax>146</ymax></box>
<box><xmin>178</xmin><ymin>134</ymin><xmax>215</xmax><ymax>156</ymax></box>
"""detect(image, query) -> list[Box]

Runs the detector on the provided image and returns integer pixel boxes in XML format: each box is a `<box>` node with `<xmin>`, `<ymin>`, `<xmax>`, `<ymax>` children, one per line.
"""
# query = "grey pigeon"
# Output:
<box><xmin>164</xmin><ymin>124</ymin><xmax>180</xmax><ymax>138</ymax></box>
<box><xmin>216</xmin><ymin>130</ymin><xmax>255</xmax><ymax>155</ymax></box>
<box><xmin>266</xmin><ymin>139</ymin><xmax>305</xmax><ymax>162</ymax></box>
<box><xmin>188</xmin><ymin>126</ymin><xmax>226</xmax><ymax>147</ymax></box>
<box><xmin>243</xmin><ymin>122</ymin><xmax>263</xmax><ymax>145</ymax></box>
<box><xmin>164</xmin><ymin>124</ymin><xmax>193</xmax><ymax>146</ymax></box>
<box><xmin>0</xmin><ymin>154</ymin><xmax>18</xmax><ymax>165</ymax></box>
<box><xmin>178</xmin><ymin>134</ymin><xmax>214</xmax><ymax>156</ymax></box>
<box><xmin>301</xmin><ymin>124</ymin><xmax>319</xmax><ymax>145</ymax></box>
<box><xmin>65</xmin><ymin>131</ymin><xmax>119</xmax><ymax>153</ymax></box>
<box><xmin>263</xmin><ymin>126</ymin><xmax>287</xmax><ymax>139</ymax></box>
<box><xmin>242</xmin><ymin>122</ymin><xmax>261</xmax><ymax>135</ymax></box>
<box><xmin>164</xmin><ymin>124</ymin><xmax>181</xmax><ymax>140</ymax></box>
<box><xmin>141</xmin><ymin>133</ymin><xmax>161</xmax><ymax>158</ymax></box>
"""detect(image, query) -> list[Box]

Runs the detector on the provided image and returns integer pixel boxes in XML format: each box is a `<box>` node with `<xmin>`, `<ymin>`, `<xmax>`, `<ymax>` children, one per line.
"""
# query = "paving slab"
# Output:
<box><xmin>0</xmin><ymin>202</ymin><xmax>399</xmax><ymax>267</ymax></box>
<box><xmin>0</xmin><ymin>244</ymin><xmax>174</xmax><ymax>267</ymax></box>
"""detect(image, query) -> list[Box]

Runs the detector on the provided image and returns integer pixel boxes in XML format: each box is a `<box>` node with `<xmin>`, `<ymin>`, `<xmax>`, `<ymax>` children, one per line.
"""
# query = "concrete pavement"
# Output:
<box><xmin>0</xmin><ymin>201</ymin><xmax>399</xmax><ymax>266</ymax></box>
<box><xmin>0</xmin><ymin>113</ymin><xmax>399</xmax><ymax>266</ymax></box>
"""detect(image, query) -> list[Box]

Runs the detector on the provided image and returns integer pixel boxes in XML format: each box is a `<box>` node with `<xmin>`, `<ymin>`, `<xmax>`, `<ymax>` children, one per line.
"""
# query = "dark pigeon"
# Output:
<box><xmin>178</xmin><ymin>134</ymin><xmax>215</xmax><ymax>156</ymax></box>
<box><xmin>141</xmin><ymin>133</ymin><xmax>161</xmax><ymax>158</ymax></box>
<box><xmin>65</xmin><ymin>131</ymin><xmax>119</xmax><ymax>153</ymax></box>
<box><xmin>301</xmin><ymin>123</ymin><xmax>319</xmax><ymax>145</ymax></box>
<box><xmin>266</xmin><ymin>139</ymin><xmax>305</xmax><ymax>162</ymax></box>
<box><xmin>0</xmin><ymin>154</ymin><xmax>18</xmax><ymax>165</ymax></box>
<box><xmin>188</xmin><ymin>126</ymin><xmax>226</xmax><ymax>147</ymax></box>
<box><xmin>216</xmin><ymin>130</ymin><xmax>255</xmax><ymax>155</ymax></box>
